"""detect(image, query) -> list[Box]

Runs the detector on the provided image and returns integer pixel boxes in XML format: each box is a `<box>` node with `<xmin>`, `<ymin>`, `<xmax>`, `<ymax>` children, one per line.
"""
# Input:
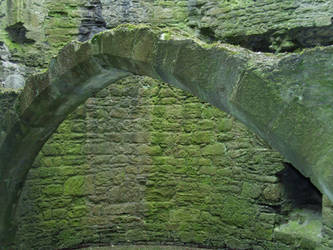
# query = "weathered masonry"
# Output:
<box><xmin>1</xmin><ymin>0</ymin><xmax>333</xmax><ymax>249</ymax></box>
<box><xmin>0</xmin><ymin>25</ymin><xmax>333</xmax><ymax>248</ymax></box>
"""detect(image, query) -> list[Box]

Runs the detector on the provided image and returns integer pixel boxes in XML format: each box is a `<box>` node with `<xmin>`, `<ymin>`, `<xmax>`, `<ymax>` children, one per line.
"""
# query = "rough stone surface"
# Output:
<box><xmin>188</xmin><ymin>0</ymin><xmax>333</xmax><ymax>52</ymax></box>
<box><xmin>100</xmin><ymin>0</ymin><xmax>188</xmax><ymax>28</ymax></box>
<box><xmin>0</xmin><ymin>0</ymin><xmax>333</xmax><ymax>249</ymax></box>
<box><xmin>3</xmin><ymin>74</ymin><xmax>25</xmax><ymax>89</ymax></box>
<box><xmin>101</xmin><ymin>0</ymin><xmax>151</xmax><ymax>27</ymax></box>
<box><xmin>78</xmin><ymin>0</ymin><xmax>106</xmax><ymax>41</ymax></box>
<box><xmin>0</xmin><ymin>25</ymin><xmax>333</xmax><ymax>248</ymax></box>
<box><xmin>2</xmin><ymin>0</ymin><xmax>332</xmax><ymax>83</ymax></box>
<box><xmin>0</xmin><ymin>0</ymin><xmax>86</xmax><ymax>74</ymax></box>
<box><xmin>0</xmin><ymin>0</ymin><xmax>190</xmax><ymax>81</ymax></box>
<box><xmin>0</xmin><ymin>43</ymin><xmax>27</xmax><ymax>87</ymax></box>
<box><xmin>322</xmin><ymin>195</ymin><xmax>333</xmax><ymax>248</ymax></box>
<box><xmin>12</xmin><ymin>76</ymin><xmax>298</xmax><ymax>249</ymax></box>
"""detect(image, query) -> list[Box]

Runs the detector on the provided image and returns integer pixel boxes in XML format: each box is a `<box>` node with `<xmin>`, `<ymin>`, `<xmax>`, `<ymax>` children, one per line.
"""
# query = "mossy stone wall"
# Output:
<box><xmin>188</xmin><ymin>0</ymin><xmax>333</xmax><ymax>51</ymax></box>
<box><xmin>0</xmin><ymin>0</ymin><xmax>85</xmax><ymax>71</ymax></box>
<box><xmin>0</xmin><ymin>89</ymin><xmax>18</xmax><ymax>145</ymax></box>
<box><xmin>323</xmin><ymin>196</ymin><xmax>333</xmax><ymax>248</ymax></box>
<box><xmin>100</xmin><ymin>0</ymin><xmax>188</xmax><ymax>28</ymax></box>
<box><xmin>13</xmin><ymin>103</ymin><xmax>90</xmax><ymax>249</ymax></box>
<box><xmin>1</xmin><ymin>0</ymin><xmax>332</xmax><ymax>248</ymax></box>
<box><xmin>13</xmin><ymin>76</ymin><xmax>313</xmax><ymax>249</ymax></box>
<box><xmin>0</xmin><ymin>0</ymin><xmax>190</xmax><ymax>74</ymax></box>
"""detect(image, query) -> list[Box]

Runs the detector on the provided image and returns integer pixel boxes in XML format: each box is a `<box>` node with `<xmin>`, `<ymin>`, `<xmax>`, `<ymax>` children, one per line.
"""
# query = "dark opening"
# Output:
<box><xmin>199</xmin><ymin>27</ymin><xmax>218</xmax><ymax>43</ymax></box>
<box><xmin>5</xmin><ymin>22</ymin><xmax>35</xmax><ymax>44</ymax></box>
<box><xmin>278</xmin><ymin>162</ymin><xmax>322</xmax><ymax>211</ymax></box>
<box><xmin>198</xmin><ymin>25</ymin><xmax>333</xmax><ymax>53</ymax></box>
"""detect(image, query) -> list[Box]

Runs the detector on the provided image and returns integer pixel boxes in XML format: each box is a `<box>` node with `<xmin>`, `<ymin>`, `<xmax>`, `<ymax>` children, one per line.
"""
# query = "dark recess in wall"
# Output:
<box><xmin>5</xmin><ymin>22</ymin><xmax>35</xmax><ymax>44</ymax></box>
<box><xmin>199</xmin><ymin>27</ymin><xmax>218</xmax><ymax>43</ymax></box>
<box><xmin>199</xmin><ymin>25</ymin><xmax>333</xmax><ymax>53</ymax></box>
<box><xmin>278</xmin><ymin>162</ymin><xmax>322</xmax><ymax>211</ymax></box>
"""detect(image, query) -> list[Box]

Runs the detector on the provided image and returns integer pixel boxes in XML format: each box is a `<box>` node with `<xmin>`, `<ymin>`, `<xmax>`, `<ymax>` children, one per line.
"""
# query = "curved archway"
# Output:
<box><xmin>1</xmin><ymin>24</ymin><xmax>333</xmax><ymax>242</ymax></box>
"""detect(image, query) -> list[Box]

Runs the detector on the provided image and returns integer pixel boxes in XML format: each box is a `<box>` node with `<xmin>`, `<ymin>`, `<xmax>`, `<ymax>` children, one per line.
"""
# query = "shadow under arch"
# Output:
<box><xmin>1</xmin><ymin>24</ymin><xmax>333</xmax><ymax>243</ymax></box>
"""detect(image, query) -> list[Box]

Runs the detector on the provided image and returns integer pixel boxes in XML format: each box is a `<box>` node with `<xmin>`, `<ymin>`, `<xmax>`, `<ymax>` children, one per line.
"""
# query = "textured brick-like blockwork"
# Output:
<box><xmin>13</xmin><ymin>76</ymin><xmax>306</xmax><ymax>249</ymax></box>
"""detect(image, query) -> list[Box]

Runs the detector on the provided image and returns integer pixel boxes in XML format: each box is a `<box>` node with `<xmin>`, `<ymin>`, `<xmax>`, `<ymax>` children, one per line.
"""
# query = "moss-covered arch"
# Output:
<box><xmin>1</xmin><ymin>24</ymin><xmax>333</xmax><ymax>243</ymax></box>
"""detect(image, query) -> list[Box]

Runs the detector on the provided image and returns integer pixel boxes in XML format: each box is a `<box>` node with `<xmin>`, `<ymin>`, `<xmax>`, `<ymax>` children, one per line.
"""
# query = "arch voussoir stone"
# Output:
<box><xmin>0</xmin><ymin>24</ymin><xmax>332</xmax><ymax>244</ymax></box>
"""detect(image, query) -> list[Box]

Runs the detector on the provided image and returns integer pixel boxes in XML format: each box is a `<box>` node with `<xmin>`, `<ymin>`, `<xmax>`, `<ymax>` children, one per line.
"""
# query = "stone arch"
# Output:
<box><xmin>1</xmin><ymin>24</ymin><xmax>333</xmax><ymax>242</ymax></box>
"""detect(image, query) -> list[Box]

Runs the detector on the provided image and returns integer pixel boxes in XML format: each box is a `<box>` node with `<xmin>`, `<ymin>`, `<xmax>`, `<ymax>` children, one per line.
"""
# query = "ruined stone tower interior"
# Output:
<box><xmin>0</xmin><ymin>1</ymin><xmax>333</xmax><ymax>249</ymax></box>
